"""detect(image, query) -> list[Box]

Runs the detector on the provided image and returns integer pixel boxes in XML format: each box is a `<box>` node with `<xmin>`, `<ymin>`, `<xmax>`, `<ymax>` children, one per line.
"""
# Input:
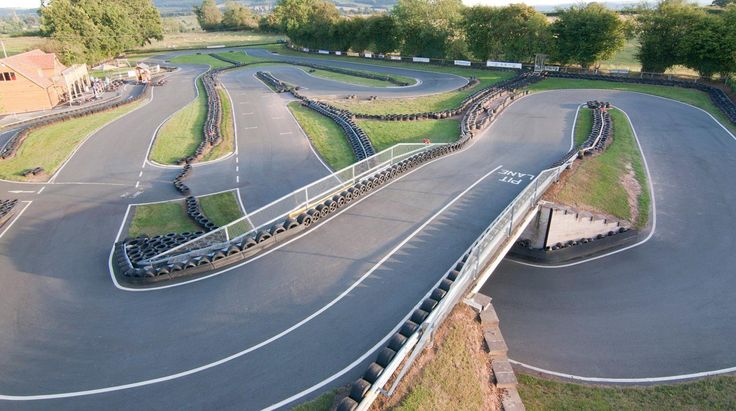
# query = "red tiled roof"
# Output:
<box><xmin>0</xmin><ymin>49</ymin><xmax>66</xmax><ymax>89</ymax></box>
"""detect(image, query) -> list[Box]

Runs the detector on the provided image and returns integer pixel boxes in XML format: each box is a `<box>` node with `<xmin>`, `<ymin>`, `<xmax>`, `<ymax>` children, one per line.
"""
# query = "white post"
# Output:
<box><xmin>0</xmin><ymin>40</ymin><xmax>7</xmax><ymax>58</ymax></box>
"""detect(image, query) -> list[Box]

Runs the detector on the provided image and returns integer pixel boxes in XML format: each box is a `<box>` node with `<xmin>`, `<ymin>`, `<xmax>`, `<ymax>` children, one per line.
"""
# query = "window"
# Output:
<box><xmin>0</xmin><ymin>72</ymin><xmax>16</xmax><ymax>81</ymax></box>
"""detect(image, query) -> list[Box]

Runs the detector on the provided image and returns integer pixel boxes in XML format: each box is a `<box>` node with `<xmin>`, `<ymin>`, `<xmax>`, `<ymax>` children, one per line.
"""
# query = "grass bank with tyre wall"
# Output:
<box><xmin>0</xmin><ymin>84</ymin><xmax>151</xmax><ymax>181</ymax></box>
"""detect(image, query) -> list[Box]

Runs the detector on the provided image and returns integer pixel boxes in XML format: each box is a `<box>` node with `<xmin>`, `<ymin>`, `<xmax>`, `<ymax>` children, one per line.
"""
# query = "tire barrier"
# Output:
<box><xmin>0</xmin><ymin>83</ymin><xmax>152</xmax><ymax>161</ymax></box>
<box><xmin>255</xmin><ymin>71</ymin><xmax>290</xmax><ymax>93</ymax></box>
<box><xmin>551</xmin><ymin>100</ymin><xmax>613</xmax><ymax>168</ymax></box>
<box><xmin>299</xmin><ymin>98</ymin><xmax>375</xmax><ymax>161</ymax></box>
<box><xmin>352</xmin><ymin>72</ymin><xmax>542</xmax><ymax>122</ymax></box>
<box><xmin>113</xmin><ymin>70</ymin><xmax>545</xmax><ymax>285</ymax></box>
<box><xmin>114</xmin><ymin>143</ymin><xmax>464</xmax><ymax>285</ymax></box>
<box><xmin>549</xmin><ymin>72</ymin><xmax>736</xmax><ymax>125</ymax></box>
<box><xmin>20</xmin><ymin>167</ymin><xmax>44</xmax><ymax>177</ymax></box>
<box><xmin>336</xmin><ymin>256</ymin><xmax>469</xmax><ymax>411</ymax></box>
<box><xmin>184</xmin><ymin>195</ymin><xmax>219</xmax><ymax>232</ymax></box>
<box><xmin>0</xmin><ymin>198</ymin><xmax>18</xmax><ymax>227</ymax></box>
<box><xmin>173</xmin><ymin>164</ymin><xmax>192</xmax><ymax>196</ymax></box>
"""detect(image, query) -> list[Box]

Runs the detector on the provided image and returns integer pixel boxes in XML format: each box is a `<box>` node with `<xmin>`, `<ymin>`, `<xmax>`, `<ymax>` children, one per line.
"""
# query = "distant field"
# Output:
<box><xmin>133</xmin><ymin>30</ymin><xmax>284</xmax><ymax>52</ymax></box>
<box><xmin>0</xmin><ymin>35</ymin><xmax>47</xmax><ymax>56</ymax></box>
<box><xmin>597</xmin><ymin>38</ymin><xmax>697</xmax><ymax>77</ymax></box>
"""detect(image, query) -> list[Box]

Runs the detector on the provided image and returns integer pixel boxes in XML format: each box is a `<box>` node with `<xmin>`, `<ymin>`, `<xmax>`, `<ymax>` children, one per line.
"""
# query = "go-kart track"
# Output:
<box><xmin>0</xmin><ymin>49</ymin><xmax>734</xmax><ymax>410</ymax></box>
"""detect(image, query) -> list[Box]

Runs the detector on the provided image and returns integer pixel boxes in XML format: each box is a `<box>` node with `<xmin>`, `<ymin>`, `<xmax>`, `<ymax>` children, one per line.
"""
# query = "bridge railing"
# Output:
<box><xmin>147</xmin><ymin>143</ymin><xmax>442</xmax><ymax>263</ymax></box>
<box><xmin>355</xmin><ymin>159</ymin><xmax>571</xmax><ymax>410</ymax></box>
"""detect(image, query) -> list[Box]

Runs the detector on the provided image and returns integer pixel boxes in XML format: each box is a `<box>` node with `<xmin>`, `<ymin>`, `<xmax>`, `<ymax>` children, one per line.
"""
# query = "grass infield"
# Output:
<box><xmin>0</xmin><ymin>100</ymin><xmax>145</xmax><ymax>181</ymax></box>
<box><xmin>357</xmin><ymin>118</ymin><xmax>460</xmax><ymax>153</ymax></box>
<box><xmin>128</xmin><ymin>191</ymin><xmax>242</xmax><ymax>237</ymax></box>
<box><xmin>573</xmin><ymin>107</ymin><xmax>592</xmax><ymax>147</ymax></box>
<box><xmin>548</xmin><ymin>108</ymin><xmax>650</xmax><ymax>229</ymax></box>
<box><xmin>150</xmin><ymin>76</ymin><xmax>207</xmax><ymax>165</ymax></box>
<box><xmin>287</xmin><ymin>101</ymin><xmax>355</xmax><ymax>170</ymax></box>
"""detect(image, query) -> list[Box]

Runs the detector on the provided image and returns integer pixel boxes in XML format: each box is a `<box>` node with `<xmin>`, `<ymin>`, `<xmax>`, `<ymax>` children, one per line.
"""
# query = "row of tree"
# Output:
<box><xmin>265</xmin><ymin>0</ymin><xmax>736</xmax><ymax>78</ymax></box>
<box><xmin>39</xmin><ymin>0</ymin><xmax>163</xmax><ymax>65</ymax></box>
<box><xmin>194</xmin><ymin>0</ymin><xmax>258</xmax><ymax>31</ymax></box>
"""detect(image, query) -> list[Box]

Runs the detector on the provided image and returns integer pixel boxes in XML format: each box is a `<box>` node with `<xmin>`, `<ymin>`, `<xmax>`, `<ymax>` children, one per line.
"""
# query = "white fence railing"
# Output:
<box><xmin>356</xmin><ymin>159</ymin><xmax>572</xmax><ymax>410</ymax></box>
<box><xmin>146</xmin><ymin>143</ymin><xmax>442</xmax><ymax>263</ymax></box>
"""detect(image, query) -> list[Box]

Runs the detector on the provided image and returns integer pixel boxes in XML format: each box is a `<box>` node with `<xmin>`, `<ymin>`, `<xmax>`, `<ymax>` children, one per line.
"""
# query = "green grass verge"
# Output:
<box><xmin>212</xmin><ymin>50</ymin><xmax>271</xmax><ymax>65</ymax></box>
<box><xmin>518</xmin><ymin>373</ymin><xmax>736</xmax><ymax>410</ymax></box>
<box><xmin>202</xmin><ymin>88</ymin><xmax>235</xmax><ymax>162</ymax></box>
<box><xmin>528</xmin><ymin>78</ymin><xmax>736</xmax><ymax>135</ymax></box>
<box><xmin>150</xmin><ymin>77</ymin><xmax>206</xmax><ymax>165</ymax></box>
<box><xmin>305</xmin><ymin>68</ymin><xmax>397</xmax><ymax>87</ymax></box>
<box><xmin>198</xmin><ymin>191</ymin><xmax>243</xmax><ymax>227</ymax></box>
<box><xmin>287</xmin><ymin>101</ymin><xmax>354</xmax><ymax>170</ymax></box>
<box><xmin>550</xmin><ymin>108</ymin><xmax>650</xmax><ymax>228</ymax></box>
<box><xmin>290</xmin><ymin>389</ymin><xmax>338</xmax><ymax>411</ymax></box>
<box><xmin>327</xmin><ymin>69</ymin><xmax>514</xmax><ymax>115</ymax></box>
<box><xmin>168</xmin><ymin>53</ymin><xmax>234</xmax><ymax>68</ymax></box>
<box><xmin>128</xmin><ymin>201</ymin><xmax>200</xmax><ymax>238</ymax></box>
<box><xmin>573</xmin><ymin>107</ymin><xmax>592</xmax><ymax>147</ymax></box>
<box><xmin>0</xmin><ymin>100</ymin><xmax>144</xmax><ymax>181</ymax></box>
<box><xmin>357</xmin><ymin>118</ymin><xmax>460</xmax><ymax>153</ymax></box>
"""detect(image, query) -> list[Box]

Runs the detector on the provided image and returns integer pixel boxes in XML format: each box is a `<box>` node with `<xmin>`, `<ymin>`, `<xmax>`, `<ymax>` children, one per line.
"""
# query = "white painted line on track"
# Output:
<box><xmin>19</xmin><ymin>161</ymin><xmax>502</xmax><ymax>400</ymax></box>
<box><xmin>241</xmin><ymin>112</ymin><xmax>255</xmax><ymax>115</ymax></box>
<box><xmin>0</xmin><ymin>201</ymin><xmax>32</xmax><ymax>240</ymax></box>
<box><xmin>36</xmin><ymin>186</ymin><xmax>45</xmax><ymax>195</ymax></box>
<box><xmin>242</xmin><ymin>126</ymin><xmax>258</xmax><ymax>130</ymax></box>
<box><xmin>279</xmin><ymin>131</ymin><xmax>292</xmax><ymax>135</ymax></box>
<box><xmin>235</xmin><ymin>166</ymin><xmax>239</xmax><ymax>172</ymax></box>
<box><xmin>138</xmin><ymin>171</ymin><xmax>143</xmax><ymax>178</ymax></box>
<box><xmin>508</xmin><ymin>359</ymin><xmax>736</xmax><ymax>384</ymax></box>
<box><xmin>236</xmin><ymin>175</ymin><xmax>240</xmax><ymax>184</ymax></box>
<box><xmin>50</xmin><ymin>86</ymin><xmax>155</xmax><ymax>184</ymax></box>
<box><xmin>508</xmin><ymin>106</ymin><xmax>657</xmax><ymax>269</ymax></box>
<box><xmin>8</xmin><ymin>190</ymin><xmax>35</xmax><ymax>194</ymax></box>
<box><xmin>134</xmin><ymin>181</ymin><xmax>140</xmax><ymax>188</ymax></box>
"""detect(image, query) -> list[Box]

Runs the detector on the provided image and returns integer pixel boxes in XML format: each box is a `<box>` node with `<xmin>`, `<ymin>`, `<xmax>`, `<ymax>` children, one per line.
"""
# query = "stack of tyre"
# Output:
<box><xmin>184</xmin><ymin>195</ymin><xmax>218</xmax><ymax>232</ymax></box>
<box><xmin>116</xmin><ymin>144</ymin><xmax>462</xmax><ymax>283</ymax></box>
<box><xmin>0</xmin><ymin>198</ymin><xmax>18</xmax><ymax>221</ymax></box>
<box><xmin>202</xmin><ymin>69</ymin><xmax>223</xmax><ymax>147</ymax></box>
<box><xmin>336</xmin><ymin>256</ymin><xmax>469</xmax><ymax>411</ymax></box>
<box><xmin>173</xmin><ymin>164</ymin><xmax>192</xmax><ymax>195</ymax></box>
<box><xmin>256</xmin><ymin>71</ymin><xmax>290</xmax><ymax>93</ymax></box>
<box><xmin>304</xmin><ymin>99</ymin><xmax>375</xmax><ymax>160</ymax></box>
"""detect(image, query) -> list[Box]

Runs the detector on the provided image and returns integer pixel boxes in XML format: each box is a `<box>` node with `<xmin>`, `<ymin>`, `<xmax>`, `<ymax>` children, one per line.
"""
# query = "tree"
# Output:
<box><xmin>392</xmin><ymin>0</ymin><xmax>466</xmax><ymax>59</ymax></box>
<box><xmin>366</xmin><ymin>14</ymin><xmax>399</xmax><ymax>54</ymax></box>
<box><xmin>680</xmin><ymin>9</ymin><xmax>736</xmax><ymax>78</ymax></box>
<box><xmin>194</xmin><ymin>0</ymin><xmax>222</xmax><ymax>31</ymax></box>
<box><xmin>463</xmin><ymin>4</ymin><xmax>550</xmax><ymax>62</ymax></box>
<box><xmin>636</xmin><ymin>0</ymin><xmax>705</xmax><ymax>73</ymax></box>
<box><xmin>271</xmin><ymin>0</ymin><xmax>340</xmax><ymax>48</ymax></box>
<box><xmin>551</xmin><ymin>3</ymin><xmax>625</xmax><ymax>68</ymax></box>
<box><xmin>712</xmin><ymin>0</ymin><xmax>736</xmax><ymax>7</ymax></box>
<box><xmin>39</xmin><ymin>0</ymin><xmax>162</xmax><ymax>65</ymax></box>
<box><xmin>222</xmin><ymin>2</ymin><xmax>257</xmax><ymax>30</ymax></box>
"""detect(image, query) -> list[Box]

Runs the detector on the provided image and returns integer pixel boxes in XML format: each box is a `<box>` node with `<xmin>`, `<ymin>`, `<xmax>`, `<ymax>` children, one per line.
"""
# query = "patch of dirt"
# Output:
<box><xmin>620</xmin><ymin>162</ymin><xmax>642</xmax><ymax>227</ymax></box>
<box><xmin>371</xmin><ymin>305</ymin><xmax>500</xmax><ymax>411</ymax></box>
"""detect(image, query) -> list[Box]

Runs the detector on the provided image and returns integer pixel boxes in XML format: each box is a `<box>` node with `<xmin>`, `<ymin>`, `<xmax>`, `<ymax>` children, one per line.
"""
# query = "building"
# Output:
<box><xmin>0</xmin><ymin>49</ymin><xmax>90</xmax><ymax>115</ymax></box>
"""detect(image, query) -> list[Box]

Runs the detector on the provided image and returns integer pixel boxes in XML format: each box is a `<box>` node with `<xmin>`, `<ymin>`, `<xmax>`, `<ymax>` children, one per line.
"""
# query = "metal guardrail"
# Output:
<box><xmin>145</xmin><ymin>143</ymin><xmax>442</xmax><ymax>263</ymax></box>
<box><xmin>355</xmin><ymin>159</ymin><xmax>571</xmax><ymax>410</ymax></box>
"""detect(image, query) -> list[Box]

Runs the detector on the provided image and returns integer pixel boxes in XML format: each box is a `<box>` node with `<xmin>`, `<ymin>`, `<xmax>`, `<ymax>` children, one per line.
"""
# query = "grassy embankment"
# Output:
<box><xmin>528</xmin><ymin>78</ymin><xmax>736</xmax><ymax>135</ymax></box>
<box><xmin>128</xmin><ymin>191</ymin><xmax>242</xmax><ymax>237</ymax></box>
<box><xmin>287</xmin><ymin>101</ymin><xmax>354</xmax><ymax>170</ymax></box>
<box><xmin>546</xmin><ymin>108</ymin><xmax>650</xmax><ymax>229</ymax></box>
<box><xmin>0</xmin><ymin>100</ymin><xmax>145</xmax><ymax>181</ymax></box>
<box><xmin>293</xmin><ymin>302</ymin><xmax>736</xmax><ymax>411</ymax></box>
<box><xmin>518</xmin><ymin>374</ymin><xmax>736</xmax><ymax>410</ymax></box>
<box><xmin>149</xmin><ymin>54</ymin><xmax>234</xmax><ymax>165</ymax></box>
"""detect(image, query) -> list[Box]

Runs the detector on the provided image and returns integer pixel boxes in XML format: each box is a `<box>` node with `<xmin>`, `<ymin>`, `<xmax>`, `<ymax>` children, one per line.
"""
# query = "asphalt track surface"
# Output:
<box><xmin>480</xmin><ymin>89</ymin><xmax>736</xmax><ymax>380</ymax></box>
<box><xmin>0</xmin><ymin>49</ymin><xmax>733</xmax><ymax>409</ymax></box>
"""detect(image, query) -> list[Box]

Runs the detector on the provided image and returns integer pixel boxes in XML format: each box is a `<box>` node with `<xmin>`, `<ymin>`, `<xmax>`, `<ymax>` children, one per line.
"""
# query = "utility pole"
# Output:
<box><xmin>1</xmin><ymin>40</ymin><xmax>7</xmax><ymax>59</ymax></box>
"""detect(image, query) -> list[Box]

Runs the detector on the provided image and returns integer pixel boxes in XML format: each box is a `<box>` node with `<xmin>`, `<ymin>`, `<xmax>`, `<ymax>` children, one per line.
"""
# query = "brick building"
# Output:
<box><xmin>0</xmin><ymin>49</ymin><xmax>90</xmax><ymax>115</ymax></box>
